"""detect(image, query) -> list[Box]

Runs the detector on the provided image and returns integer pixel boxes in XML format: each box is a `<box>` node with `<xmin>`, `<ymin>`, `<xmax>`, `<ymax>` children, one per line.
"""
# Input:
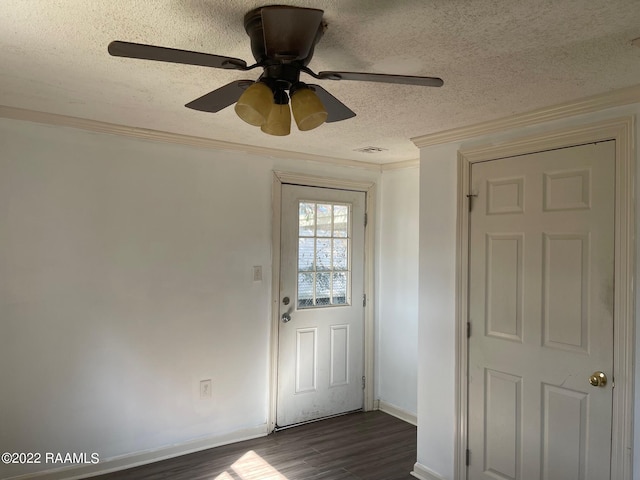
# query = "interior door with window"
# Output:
<box><xmin>467</xmin><ymin>141</ymin><xmax>615</xmax><ymax>479</ymax></box>
<box><xmin>277</xmin><ymin>184</ymin><xmax>365</xmax><ymax>428</ymax></box>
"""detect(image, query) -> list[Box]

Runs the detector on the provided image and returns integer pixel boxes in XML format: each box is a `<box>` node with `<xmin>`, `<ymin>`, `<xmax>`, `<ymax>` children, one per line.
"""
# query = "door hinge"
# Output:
<box><xmin>363</xmin><ymin>293</ymin><xmax>367</xmax><ymax>307</ymax></box>
<box><xmin>362</xmin><ymin>376</ymin><xmax>366</xmax><ymax>389</ymax></box>
<box><xmin>467</xmin><ymin>322</ymin><xmax>471</xmax><ymax>338</ymax></box>
<box><xmin>466</xmin><ymin>449</ymin><xmax>471</xmax><ymax>466</ymax></box>
<box><xmin>467</xmin><ymin>193</ymin><xmax>478</xmax><ymax>212</ymax></box>
<box><xmin>364</xmin><ymin>212</ymin><xmax>368</xmax><ymax>227</ymax></box>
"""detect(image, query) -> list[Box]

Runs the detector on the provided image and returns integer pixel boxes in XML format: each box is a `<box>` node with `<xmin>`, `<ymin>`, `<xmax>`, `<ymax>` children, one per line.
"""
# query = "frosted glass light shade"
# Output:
<box><xmin>261</xmin><ymin>103</ymin><xmax>291</xmax><ymax>136</ymax></box>
<box><xmin>234</xmin><ymin>82</ymin><xmax>273</xmax><ymax>126</ymax></box>
<box><xmin>291</xmin><ymin>88</ymin><xmax>328</xmax><ymax>131</ymax></box>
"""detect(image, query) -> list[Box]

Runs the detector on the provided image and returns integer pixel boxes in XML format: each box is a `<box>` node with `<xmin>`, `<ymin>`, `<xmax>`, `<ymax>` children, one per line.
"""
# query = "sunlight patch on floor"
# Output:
<box><xmin>213</xmin><ymin>472</ymin><xmax>234</xmax><ymax>480</ymax></box>
<box><xmin>212</xmin><ymin>450</ymin><xmax>289</xmax><ymax>480</ymax></box>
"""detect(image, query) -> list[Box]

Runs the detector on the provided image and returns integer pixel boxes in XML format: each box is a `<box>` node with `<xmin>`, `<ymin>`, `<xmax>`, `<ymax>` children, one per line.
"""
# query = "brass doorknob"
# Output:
<box><xmin>588</xmin><ymin>371</ymin><xmax>607</xmax><ymax>387</ymax></box>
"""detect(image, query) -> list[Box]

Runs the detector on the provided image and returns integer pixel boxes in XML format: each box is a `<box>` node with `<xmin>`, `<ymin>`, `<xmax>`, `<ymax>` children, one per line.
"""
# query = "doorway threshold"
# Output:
<box><xmin>273</xmin><ymin>408</ymin><xmax>363</xmax><ymax>432</ymax></box>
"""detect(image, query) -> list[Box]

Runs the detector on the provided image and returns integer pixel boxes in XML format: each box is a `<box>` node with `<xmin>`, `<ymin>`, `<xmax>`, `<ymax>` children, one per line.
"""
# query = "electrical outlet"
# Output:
<box><xmin>253</xmin><ymin>265</ymin><xmax>263</xmax><ymax>282</ymax></box>
<box><xmin>200</xmin><ymin>379</ymin><xmax>212</xmax><ymax>399</ymax></box>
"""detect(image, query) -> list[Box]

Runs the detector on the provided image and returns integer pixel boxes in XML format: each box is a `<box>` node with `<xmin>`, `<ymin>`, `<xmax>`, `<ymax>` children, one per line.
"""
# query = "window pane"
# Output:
<box><xmin>316</xmin><ymin>238</ymin><xmax>332</xmax><ymax>271</ymax></box>
<box><xmin>298</xmin><ymin>273</ymin><xmax>314</xmax><ymax>308</ymax></box>
<box><xmin>332</xmin><ymin>272</ymin><xmax>348</xmax><ymax>304</ymax></box>
<box><xmin>298</xmin><ymin>238</ymin><xmax>315</xmax><ymax>271</ymax></box>
<box><xmin>299</xmin><ymin>202</ymin><xmax>315</xmax><ymax>237</ymax></box>
<box><xmin>333</xmin><ymin>239</ymin><xmax>348</xmax><ymax>270</ymax></box>
<box><xmin>316</xmin><ymin>204</ymin><xmax>332</xmax><ymax>237</ymax></box>
<box><xmin>296</xmin><ymin>200</ymin><xmax>352</xmax><ymax>309</ymax></box>
<box><xmin>316</xmin><ymin>272</ymin><xmax>331</xmax><ymax>306</ymax></box>
<box><xmin>333</xmin><ymin>204</ymin><xmax>348</xmax><ymax>238</ymax></box>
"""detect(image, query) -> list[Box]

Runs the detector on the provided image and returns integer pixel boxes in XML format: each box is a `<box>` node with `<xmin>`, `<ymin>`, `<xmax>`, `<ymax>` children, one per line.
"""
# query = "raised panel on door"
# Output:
<box><xmin>295</xmin><ymin>328</ymin><xmax>317</xmax><ymax>393</ymax></box>
<box><xmin>330</xmin><ymin>325</ymin><xmax>349</xmax><ymax>386</ymax></box>
<box><xmin>484</xmin><ymin>369</ymin><xmax>522</xmax><ymax>480</ymax></box>
<box><xmin>485</xmin><ymin>234</ymin><xmax>523</xmax><ymax>342</ymax></box>
<box><xmin>542</xmin><ymin>384</ymin><xmax>588</xmax><ymax>480</ymax></box>
<box><xmin>467</xmin><ymin>141</ymin><xmax>615</xmax><ymax>480</ymax></box>
<box><xmin>542</xmin><ymin>234</ymin><xmax>589</xmax><ymax>353</ymax></box>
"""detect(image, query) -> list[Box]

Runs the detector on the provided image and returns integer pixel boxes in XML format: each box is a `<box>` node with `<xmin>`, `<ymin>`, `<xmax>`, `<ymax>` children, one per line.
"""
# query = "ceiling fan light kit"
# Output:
<box><xmin>291</xmin><ymin>85</ymin><xmax>328</xmax><ymax>132</ymax></box>
<box><xmin>108</xmin><ymin>5</ymin><xmax>443</xmax><ymax>136</ymax></box>
<box><xmin>262</xmin><ymin>103</ymin><xmax>292</xmax><ymax>136</ymax></box>
<box><xmin>236</xmin><ymin>80</ymin><xmax>328</xmax><ymax>135</ymax></box>
<box><xmin>234</xmin><ymin>81</ymin><xmax>273</xmax><ymax>126</ymax></box>
<box><xmin>260</xmin><ymin>88</ymin><xmax>292</xmax><ymax>136</ymax></box>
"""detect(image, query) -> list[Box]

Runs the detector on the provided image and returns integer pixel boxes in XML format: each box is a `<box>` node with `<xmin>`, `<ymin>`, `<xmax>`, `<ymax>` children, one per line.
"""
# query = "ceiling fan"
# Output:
<box><xmin>108</xmin><ymin>5</ymin><xmax>443</xmax><ymax>136</ymax></box>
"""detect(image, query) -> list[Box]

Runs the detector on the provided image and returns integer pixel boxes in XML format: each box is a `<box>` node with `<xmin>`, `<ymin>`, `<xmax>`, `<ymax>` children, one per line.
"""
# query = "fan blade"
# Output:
<box><xmin>108</xmin><ymin>41</ymin><xmax>248</xmax><ymax>70</ymax></box>
<box><xmin>261</xmin><ymin>6</ymin><xmax>324</xmax><ymax>61</ymax></box>
<box><xmin>308</xmin><ymin>85</ymin><xmax>356</xmax><ymax>123</ymax></box>
<box><xmin>317</xmin><ymin>71</ymin><xmax>444</xmax><ymax>87</ymax></box>
<box><xmin>185</xmin><ymin>80</ymin><xmax>254</xmax><ymax>113</ymax></box>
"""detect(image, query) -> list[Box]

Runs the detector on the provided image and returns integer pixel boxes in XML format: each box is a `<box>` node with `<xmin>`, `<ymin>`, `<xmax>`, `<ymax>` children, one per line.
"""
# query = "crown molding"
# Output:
<box><xmin>411</xmin><ymin>84</ymin><xmax>640</xmax><ymax>148</ymax></box>
<box><xmin>380</xmin><ymin>158</ymin><xmax>419</xmax><ymax>171</ymax></box>
<box><xmin>0</xmin><ymin>105</ymin><xmax>383</xmax><ymax>172</ymax></box>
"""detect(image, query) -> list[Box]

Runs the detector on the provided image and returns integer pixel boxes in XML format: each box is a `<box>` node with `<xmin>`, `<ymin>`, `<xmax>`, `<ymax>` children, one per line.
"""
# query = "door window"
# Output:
<box><xmin>297</xmin><ymin>202</ymin><xmax>351</xmax><ymax>308</ymax></box>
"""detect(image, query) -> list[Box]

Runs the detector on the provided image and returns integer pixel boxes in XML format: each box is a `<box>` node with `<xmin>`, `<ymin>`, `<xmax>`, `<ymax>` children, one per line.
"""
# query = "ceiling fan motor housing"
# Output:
<box><xmin>244</xmin><ymin>5</ymin><xmax>326</xmax><ymax>69</ymax></box>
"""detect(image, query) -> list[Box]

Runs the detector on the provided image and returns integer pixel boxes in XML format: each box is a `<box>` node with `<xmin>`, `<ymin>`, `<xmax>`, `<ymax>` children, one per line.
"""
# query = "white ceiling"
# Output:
<box><xmin>1</xmin><ymin>0</ymin><xmax>640</xmax><ymax>165</ymax></box>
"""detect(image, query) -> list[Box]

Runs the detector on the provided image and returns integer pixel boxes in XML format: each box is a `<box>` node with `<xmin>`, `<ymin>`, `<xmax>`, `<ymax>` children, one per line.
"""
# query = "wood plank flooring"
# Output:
<box><xmin>91</xmin><ymin>411</ymin><xmax>416</xmax><ymax>480</ymax></box>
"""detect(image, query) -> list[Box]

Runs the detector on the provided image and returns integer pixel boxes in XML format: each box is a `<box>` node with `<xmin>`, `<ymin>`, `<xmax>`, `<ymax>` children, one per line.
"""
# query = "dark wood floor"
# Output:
<box><xmin>91</xmin><ymin>411</ymin><xmax>416</xmax><ymax>480</ymax></box>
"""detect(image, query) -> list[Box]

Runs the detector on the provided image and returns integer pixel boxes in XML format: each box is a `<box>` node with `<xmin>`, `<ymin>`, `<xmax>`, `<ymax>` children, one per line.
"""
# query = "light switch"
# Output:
<box><xmin>253</xmin><ymin>265</ymin><xmax>263</xmax><ymax>282</ymax></box>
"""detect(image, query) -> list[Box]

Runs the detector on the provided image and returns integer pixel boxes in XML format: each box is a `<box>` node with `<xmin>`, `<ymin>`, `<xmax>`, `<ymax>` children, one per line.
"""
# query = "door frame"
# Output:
<box><xmin>269</xmin><ymin>171</ymin><xmax>377</xmax><ymax>432</ymax></box>
<box><xmin>454</xmin><ymin>117</ymin><xmax>635</xmax><ymax>480</ymax></box>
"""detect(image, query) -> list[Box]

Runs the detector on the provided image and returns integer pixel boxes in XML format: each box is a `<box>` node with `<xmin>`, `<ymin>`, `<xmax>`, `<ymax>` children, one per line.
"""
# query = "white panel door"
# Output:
<box><xmin>467</xmin><ymin>141</ymin><xmax>615</xmax><ymax>480</ymax></box>
<box><xmin>277</xmin><ymin>184</ymin><xmax>365</xmax><ymax>427</ymax></box>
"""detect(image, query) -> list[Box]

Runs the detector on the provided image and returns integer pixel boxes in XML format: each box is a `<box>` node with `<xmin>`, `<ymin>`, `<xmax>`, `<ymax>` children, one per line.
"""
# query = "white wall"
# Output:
<box><xmin>0</xmin><ymin>118</ymin><xmax>380</xmax><ymax>479</ymax></box>
<box><xmin>376</xmin><ymin>167</ymin><xmax>420</xmax><ymax>416</ymax></box>
<box><xmin>416</xmin><ymin>145</ymin><xmax>459</xmax><ymax>478</ymax></box>
<box><xmin>416</xmin><ymin>105</ymin><xmax>639</xmax><ymax>479</ymax></box>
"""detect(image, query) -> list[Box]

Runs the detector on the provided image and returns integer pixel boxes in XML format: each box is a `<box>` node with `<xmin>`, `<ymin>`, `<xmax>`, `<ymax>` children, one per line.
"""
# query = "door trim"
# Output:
<box><xmin>454</xmin><ymin>116</ymin><xmax>635</xmax><ymax>480</ymax></box>
<box><xmin>269</xmin><ymin>171</ymin><xmax>377</xmax><ymax>432</ymax></box>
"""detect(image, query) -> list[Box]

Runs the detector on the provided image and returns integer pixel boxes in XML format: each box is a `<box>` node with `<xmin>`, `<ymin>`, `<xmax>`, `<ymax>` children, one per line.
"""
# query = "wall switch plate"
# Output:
<box><xmin>200</xmin><ymin>379</ymin><xmax>212</xmax><ymax>399</ymax></box>
<box><xmin>253</xmin><ymin>265</ymin><xmax>263</xmax><ymax>282</ymax></box>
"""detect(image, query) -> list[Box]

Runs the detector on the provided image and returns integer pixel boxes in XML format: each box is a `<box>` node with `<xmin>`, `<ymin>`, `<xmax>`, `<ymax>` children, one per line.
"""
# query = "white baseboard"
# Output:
<box><xmin>8</xmin><ymin>424</ymin><xmax>269</xmax><ymax>480</ymax></box>
<box><xmin>378</xmin><ymin>400</ymin><xmax>417</xmax><ymax>426</ymax></box>
<box><xmin>411</xmin><ymin>462</ymin><xmax>448</xmax><ymax>480</ymax></box>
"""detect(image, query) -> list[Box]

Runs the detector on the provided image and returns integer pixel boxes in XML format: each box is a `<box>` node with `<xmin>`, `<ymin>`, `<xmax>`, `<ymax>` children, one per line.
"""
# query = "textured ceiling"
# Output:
<box><xmin>1</xmin><ymin>0</ymin><xmax>640</xmax><ymax>164</ymax></box>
